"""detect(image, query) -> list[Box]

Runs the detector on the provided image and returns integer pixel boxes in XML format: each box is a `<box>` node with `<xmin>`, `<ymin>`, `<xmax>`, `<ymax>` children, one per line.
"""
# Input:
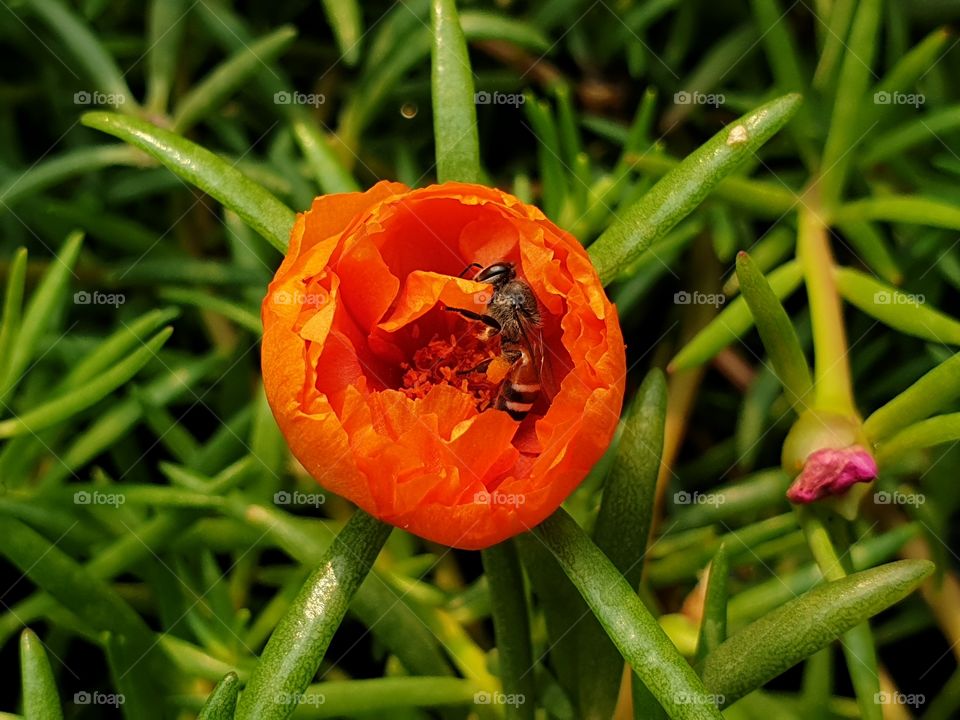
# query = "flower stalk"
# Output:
<box><xmin>797</xmin><ymin>189</ymin><xmax>855</xmax><ymax>417</ymax></box>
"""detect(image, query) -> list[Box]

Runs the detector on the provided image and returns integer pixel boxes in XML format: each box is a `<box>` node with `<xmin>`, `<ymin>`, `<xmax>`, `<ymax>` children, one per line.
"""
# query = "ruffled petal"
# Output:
<box><xmin>261</xmin><ymin>182</ymin><xmax>627</xmax><ymax>549</ymax></box>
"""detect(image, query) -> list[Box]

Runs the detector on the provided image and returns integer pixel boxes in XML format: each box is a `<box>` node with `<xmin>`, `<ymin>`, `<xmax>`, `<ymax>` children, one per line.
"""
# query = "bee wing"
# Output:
<box><xmin>535</xmin><ymin>326</ymin><xmax>560</xmax><ymax>401</ymax></box>
<box><xmin>516</xmin><ymin>314</ymin><xmax>559</xmax><ymax>401</ymax></box>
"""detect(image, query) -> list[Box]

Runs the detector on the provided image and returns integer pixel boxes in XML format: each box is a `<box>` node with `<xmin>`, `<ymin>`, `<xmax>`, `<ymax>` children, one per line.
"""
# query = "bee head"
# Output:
<box><xmin>475</xmin><ymin>262</ymin><xmax>515</xmax><ymax>288</ymax></box>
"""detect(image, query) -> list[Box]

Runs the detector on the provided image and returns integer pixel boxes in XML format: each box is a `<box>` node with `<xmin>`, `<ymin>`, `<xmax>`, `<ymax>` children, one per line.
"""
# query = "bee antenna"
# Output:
<box><xmin>457</xmin><ymin>262</ymin><xmax>483</xmax><ymax>278</ymax></box>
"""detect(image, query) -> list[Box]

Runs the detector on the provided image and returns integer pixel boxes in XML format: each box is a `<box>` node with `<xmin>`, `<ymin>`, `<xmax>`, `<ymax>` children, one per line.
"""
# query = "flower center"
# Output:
<box><xmin>400</xmin><ymin>331</ymin><xmax>504</xmax><ymax>411</ymax></box>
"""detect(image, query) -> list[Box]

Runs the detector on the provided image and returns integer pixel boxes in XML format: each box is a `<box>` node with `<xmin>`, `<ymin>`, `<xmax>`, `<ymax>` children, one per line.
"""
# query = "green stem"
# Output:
<box><xmin>798</xmin><ymin>506</ymin><xmax>847</xmax><ymax>582</ymax></box>
<box><xmin>798</xmin><ymin>507</ymin><xmax>882</xmax><ymax>720</ymax></box>
<box><xmin>797</xmin><ymin>197</ymin><xmax>855</xmax><ymax>415</ymax></box>
<box><xmin>481</xmin><ymin>541</ymin><xmax>536</xmax><ymax>719</ymax></box>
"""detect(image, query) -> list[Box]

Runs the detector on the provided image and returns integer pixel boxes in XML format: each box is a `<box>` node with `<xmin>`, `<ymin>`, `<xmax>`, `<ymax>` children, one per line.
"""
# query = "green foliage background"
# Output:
<box><xmin>2</xmin><ymin>0</ymin><xmax>960</xmax><ymax>718</ymax></box>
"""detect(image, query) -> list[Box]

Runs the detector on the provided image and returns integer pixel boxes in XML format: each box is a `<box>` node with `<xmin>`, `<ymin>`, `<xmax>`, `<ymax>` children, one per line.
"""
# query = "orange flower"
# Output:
<box><xmin>261</xmin><ymin>181</ymin><xmax>626</xmax><ymax>549</ymax></box>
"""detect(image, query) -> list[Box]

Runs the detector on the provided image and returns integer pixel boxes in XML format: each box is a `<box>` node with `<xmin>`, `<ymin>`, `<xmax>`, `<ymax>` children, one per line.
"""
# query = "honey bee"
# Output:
<box><xmin>445</xmin><ymin>262</ymin><xmax>552</xmax><ymax>420</ymax></box>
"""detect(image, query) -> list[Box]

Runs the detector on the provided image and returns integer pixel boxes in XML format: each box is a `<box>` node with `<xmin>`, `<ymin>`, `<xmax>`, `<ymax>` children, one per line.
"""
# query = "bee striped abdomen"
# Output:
<box><xmin>497</xmin><ymin>382</ymin><xmax>540</xmax><ymax>420</ymax></box>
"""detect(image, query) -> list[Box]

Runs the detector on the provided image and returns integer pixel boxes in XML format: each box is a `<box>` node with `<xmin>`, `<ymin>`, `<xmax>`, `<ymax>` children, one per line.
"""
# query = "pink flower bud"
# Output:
<box><xmin>786</xmin><ymin>445</ymin><xmax>878</xmax><ymax>503</ymax></box>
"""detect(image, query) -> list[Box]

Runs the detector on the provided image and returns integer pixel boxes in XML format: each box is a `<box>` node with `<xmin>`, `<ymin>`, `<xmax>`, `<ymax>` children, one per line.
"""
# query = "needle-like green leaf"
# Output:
<box><xmin>589</xmin><ymin>93</ymin><xmax>801</xmax><ymax>284</ymax></box>
<box><xmin>0</xmin><ymin>146</ymin><xmax>143</xmax><ymax>212</ymax></box>
<box><xmin>876</xmin><ymin>413</ymin><xmax>960</xmax><ymax>463</ymax></box>
<box><xmin>39</xmin><ymin>353</ymin><xmax>223</xmax><ymax>488</ymax></box>
<box><xmin>736</xmin><ymin>251</ymin><xmax>813</xmax><ymax>409</ymax></box>
<box><xmin>580</xmin><ymin>369</ymin><xmax>666</xmax><ymax>720</ymax></box>
<box><xmin>173</xmin><ymin>26</ymin><xmax>298</xmax><ymax>133</ymax></box>
<box><xmin>648</xmin><ymin>514</ymin><xmax>797</xmax><ymax>586</ymax></box>
<box><xmin>289</xmin><ymin>110</ymin><xmax>361</xmax><ymax>194</ymax></box>
<box><xmin>145</xmin><ymin>0</ymin><xmax>188</xmax><ymax>113</ymax></box>
<box><xmin>192</xmin><ymin>0</ymin><xmax>358</xmax><ymax>194</ymax></box>
<box><xmin>812</xmin><ymin>0</ymin><xmax>855</xmax><ymax>92</ymax></box>
<box><xmin>0</xmin><ymin>231</ymin><xmax>83</xmax><ymax>405</ymax></box>
<box><xmin>431</xmin><ymin>0</ymin><xmax>481</xmax><ymax>183</ymax></box>
<box><xmin>481</xmin><ymin>541</ymin><xmax>535</xmax><ymax>720</ymax></box>
<box><xmin>24</xmin><ymin>0</ymin><xmax>138</xmax><ymax>111</ymax></box>
<box><xmin>320</xmin><ymin>0</ymin><xmax>363</xmax><ymax>66</ymax></box>
<box><xmin>749</xmin><ymin>0</ymin><xmax>805</xmax><ymax>97</ymax></box>
<box><xmin>20</xmin><ymin>629</ymin><xmax>64</xmax><ymax>720</ymax></box>
<box><xmin>797</xmin><ymin>507</ymin><xmax>881</xmax><ymax>720</ymax></box>
<box><xmin>695</xmin><ymin>543</ymin><xmax>729</xmax><ymax>667</ymax></box>
<box><xmin>235</xmin><ymin>510</ymin><xmax>392</xmax><ymax>720</ymax></box>
<box><xmin>237</xmin><ymin>677</ymin><xmax>487</xmax><ymax>717</ymax></box>
<box><xmin>158</xmin><ymin>287</ymin><xmax>261</xmax><ymax>333</ymax></box>
<box><xmin>862</xmin><ymin>106</ymin><xmax>960</xmax><ymax>166</ymax></box>
<box><xmin>818</xmin><ymin>0</ymin><xmax>882</xmax><ymax>203</ymax></box>
<box><xmin>835</xmin><ymin>221</ymin><xmax>902</xmax><ymax>285</ymax></box>
<box><xmin>198</xmin><ymin>672</ymin><xmax>241</xmax><ymax>720</ymax></box>
<box><xmin>833</xmin><ymin>196</ymin><xmax>960</xmax><ymax>232</ymax></box>
<box><xmin>62</xmin><ymin>307</ymin><xmax>180</xmax><ymax>389</ymax></box>
<box><xmin>702</xmin><ymin>560</ymin><xmax>933</xmax><ymax>706</ymax></box>
<box><xmin>672</xmin><ymin>469</ymin><xmax>791</xmax><ymax>531</ymax></box>
<box><xmin>0</xmin><ymin>516</ymin><xmax>169</xmax><ymax>684</ymax></box>
<box><xmin>621</xmin><ymin>154</ymin><xmax>797</xmax><ymax>219</ymax></box>
<box><xmin>105</xmin><ymin>631</ymin><xmax>163</xmax><ymax>720</ymax></box>
<box><xmin>670</xmin><ymin>260</ymin><xmax>804</xmax><ymax>371</ymax></box>
<box><xmin>0</xmin><ymin>248</ymin><xmax>28</xmax><ymax>393</ymax></box>
<box><xmin>834</xmin><ymin>267</ymin><xmax>960</xmax><ymax>345</ymax></box>
<box><xmin>535</xmin><ymin>509</ymin><xmax>724</xmax><ymax>720</ymax></box>
<box><xmin>515</xmin><ymin>535</ymin><xmax>584</xmax><ymax>704</ymax></box>
<box><xmin>0</xmin><ymin>327</ymin><xmax>172</xmax><ymax>438</ymax></box>
<box><xmin>865</xmin><ymin>352</ymin><xmax>960</xmax><ymax>442</ymax></box>
<box><xmin>593</xmin><ymin>369</ymin><xmax>666</xmax><ymax>581</ymax></box>
<box><xmin>460</xmin><ymin>11</ymin><xmax>551</xmax><ymax>52</ymax></box>
<box><xmin>523</xmin><ymin>95</ymin><xmax>567</xmax><ymax>221</ymax></box>
<box><xmin>81</xmin><ymin>113</ymin><xmax>295</xmax><ymax>252</ymax></box>
<box><xmin>873</xmin><ymin>27</ymin><xmax>950</xmax><ymax>100</ymax></box>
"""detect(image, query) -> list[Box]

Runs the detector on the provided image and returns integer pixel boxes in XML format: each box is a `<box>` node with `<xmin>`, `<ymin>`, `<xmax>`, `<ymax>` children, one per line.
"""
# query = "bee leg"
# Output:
<box><xmin>444</xmin><ymin>306</ymin><xmax>502</xmax><ymax>334</ymax></box>
<box><xmin>456</xmin><ymin>358</ymin><xmax>494</xmax><ymax>375</ymax></box>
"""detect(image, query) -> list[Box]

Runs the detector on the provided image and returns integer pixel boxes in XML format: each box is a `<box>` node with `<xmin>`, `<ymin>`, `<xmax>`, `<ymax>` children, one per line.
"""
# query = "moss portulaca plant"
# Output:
<box><xmin>1</xmin><ymin>1</ymin><xmax>957</xmax><ymax>719</ymax></box>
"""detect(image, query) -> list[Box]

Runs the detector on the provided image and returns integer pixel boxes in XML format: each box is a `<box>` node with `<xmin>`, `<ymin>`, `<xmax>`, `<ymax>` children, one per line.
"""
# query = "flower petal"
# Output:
<box><xmin>261</xmin><ymin>182</ymin><xmax>627</xmax><ymax>548</ymax></box>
